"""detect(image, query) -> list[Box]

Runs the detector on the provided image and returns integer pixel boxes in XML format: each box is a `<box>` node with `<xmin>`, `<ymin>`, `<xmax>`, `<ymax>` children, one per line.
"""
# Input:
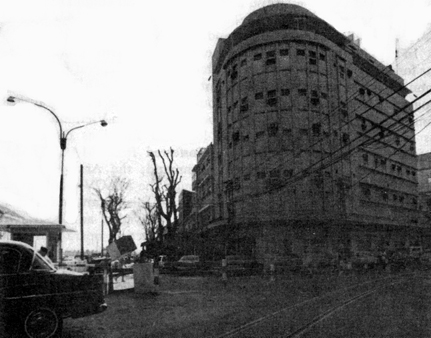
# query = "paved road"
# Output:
<box><xmin>224</xmin><ymin>273</ymin><xmax>431</xmax><ymax>338</ymax></box>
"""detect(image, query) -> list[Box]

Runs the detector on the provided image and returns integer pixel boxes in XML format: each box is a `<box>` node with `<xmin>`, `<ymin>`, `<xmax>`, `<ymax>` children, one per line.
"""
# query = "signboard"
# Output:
<box><xmin>107</xmin><ymin>235</ymin><xmax>137</xmax><ymax>260</ymax></box>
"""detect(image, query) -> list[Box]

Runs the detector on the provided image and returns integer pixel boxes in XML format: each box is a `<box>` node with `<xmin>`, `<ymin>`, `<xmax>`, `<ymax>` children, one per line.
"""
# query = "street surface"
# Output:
<box><xmin>60</xmin><ymin>271</ymin><xmax>431</xmax><ymax>338</ymax></box>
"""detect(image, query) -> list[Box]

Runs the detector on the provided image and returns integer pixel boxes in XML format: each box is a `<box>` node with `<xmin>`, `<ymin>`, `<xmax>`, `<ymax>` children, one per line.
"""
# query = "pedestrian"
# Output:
<box><xmin>38</xmin><ymin>246</ymin><xmax>53</xmax><ymax>265</ymax></box>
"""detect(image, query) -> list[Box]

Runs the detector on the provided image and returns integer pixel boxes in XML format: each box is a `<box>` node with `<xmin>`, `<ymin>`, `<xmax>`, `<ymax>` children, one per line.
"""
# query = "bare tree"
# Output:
<box><xmin>137</xmin><ymin>201</ymin><xmax>158</xmax><ymax>243</ymax></box>
<box><xmin>148</xmin><ymin>148</ymin><xmax>182</xmax><ymax>243</ymax></box>
<box><xmin>94</xmin><ymin>177</ymin><xmax>129</xmax><ymax>244</ymax></box>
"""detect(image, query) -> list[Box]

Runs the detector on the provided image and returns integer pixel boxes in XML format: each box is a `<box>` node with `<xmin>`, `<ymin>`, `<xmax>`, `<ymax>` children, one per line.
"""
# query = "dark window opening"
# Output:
<box><xmin>319</xmin><ymin>53</ymin><xmax>326</xmax><ymax>61</ymax></box>
<box><xmin>283</xmin><ymin>169</ymin><xmax>293</xmax><ymax>178</ymax></box>
<box><xmin>268</xmin><ymin>123</ymin><xmax>279</xmax><ymax>136</ymax></box>
<box><xmin>256</xmin><ymin>131</ymin><xmax>265</xmax><ymax>139</ymax></box>
<box><xmin>270</xmin><ymin>169</ymin><xmax>280</xmax><ymax>178</ymax></box>
<box><xmin>267</xmin><ymin>98</ymin><xmax>277</xmax><ymax>106</ymax></box>
<box><xmin>347</xmin><ymin>69</ymin><xmax>353</xmax><ymax>78</ymax></box>
<box><xmin>342</xmin><ymin>133</ymin><xmax>349</xmax><ymax>144</ymax></box>
<box><xmin>297</xmin><ymin>49</ymin><xmax>305</xmax><ymax>56</ymax></box>
<box><xmin>321</xmin><ymin>92</ymin><xmax>328</xmax><ymax>99</ymax></box>
<box><xmin>367</xmin><ymin>89</ymin><xmax>372</xmax><ymax>96</ymax></box>
<box><xmin>281</xmin><ymin>88</ymin><xmax>290</xmax><ymax>96</ymax></box>
<box><xmin>312</xmin><ymin>123</ymin><xmax>321</xmax><ymax>136</ymax></box>
<box><xmin>359</xmin><ymin>88</ymin><xmax>365</xmax><ymax>96</ymax></box>
<box><xmin>232</xmin><ymin>131</ymin><xmax>240</xmax><ymax>143</ymax></box>
<box><xmin>280</xmin><ymin>49</ymin><xmax>289</xmax><ymax>56</ymax></box>
<box><xmin>257</xmin><ymin>172</ymin><xmax>266</xmax><ymax>179</ymax></box>
<box><xmin>254</xmin><ymin>53</ymin><xmax>262</xmax><ymax>61</ymax></box>
<box><xmin>311</xmin><ymin>97</ymin><xmax>320</xmax><ymax>105</ymax></box>
<box><xmin>309</xmin><ymin>58</ymin><xmax>317</xmax><ymax>65</ymax></box>
<box><xmin>255</xmin><ymin>92</ymin><xmax>263</xmax><ymax>100</ymax></box>
<box><xmin>362</xmin><ymin>153</ymin><xmax>368</xmax><ymax>164</ymax></box>
<box><xmin>267</xmin><ymin>90</ymin><xmax>277</xmax><ymax>98</ymax></box>
<box><xmin>362</xmin><ymin>187</ymin><xmax>371</xmax><ymax>197</ymax></box>
<box><xmin>298</xmin><ymin>89</ymin><xmax>307</xmax><ymax>96</ymax></box>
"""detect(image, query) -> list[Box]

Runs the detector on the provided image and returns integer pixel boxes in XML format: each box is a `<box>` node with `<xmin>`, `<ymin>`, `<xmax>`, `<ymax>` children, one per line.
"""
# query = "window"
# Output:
<box><xmin>311</xmin><ymin>90</ymin><xmax>319</xmax><ymax>105</ymax></box>
<box><xmin>312</xmin><ymin>123</ymin><xmax>321</xmax><ymax>136</ymax></box>
<box><xmin>232</xmin><ymin>131</ymin><xmax>240</xmax><ymax>143</ymax></box>
<box><xmin>257</xmin><ymin>171</ymin><xmax>266</xmax><ymax>179</ymax></box>
<box><xmin>362</xmin><ymin>187</ymin><xmax>371</xmax><ymax>197</ymax></box>
<box><xmin>256</xmin><ymin>131</ymin><xmax>265</xmax><ymax>139</ymax></box>
<box><xmin>254</xmin><ymin>53</ymin><xmax>262</xmax><ymax>61</ymax></box>
<box><xmin>0</xmin><ymin>248</ymin><xmax>21</xmax><ymax>274</ymax></box>
<box><xmin>240</xmin><ymin>97</ymin><xmax>248</xmax><ymax>112</ymax></box>
<box><xmin>280</xmin><ymin>49</ymin><xmax>289</xmax><ymax>56</ymax></box>
<box><xmin>283</xmin><ymin>169</ymin><xmax>293</xmax><ymax>178</ymax></box>
<box><xmin>267</xmin><ymin>90</ymin><xmax>277</xmax><ymax>106</ymax></box>
<box><xmin>347</xmin><ymin>69</ymin><xmax>353</xmax><ymax>78</ymax></box>
<box><xmin>362</xmin><ymin>153</ymin><xmax>368</xmax><ymax>164</ymax></box>
<box><xmin>255</xmin><ymin>92</ymin><xmax>263</xmax><ymax>100</ymax></box>
<box><xmin>269</xmin><ymin>169</ymin><xmax>280</xmax><ymax>178</ymax></box>
<box><xmin>268</xmin><ymin>123</ymin><xmax>279</xmax><ymax>136</ymax></box>
<box><xmin>266</xmin><ymin>51</ymin><xmax>276</xmax><ymax>65</ymax></box>
<box><xmin>281</xmin><ymin>88</ymin><xmax>290</xmax><ymax>96</ymax></box>
<box><xmin>342</xmin><ymin>133</ymin><xmax>350</xmax><ymax>144</ymax></box>
<box><xmin>243</xmin><ymin>134</ymin><xmax>249</xmax><ymax>142</ymax></box>
<box><xmin>309</xmin><ymin>51</ymin><xmax>317</xmax><ymax>65</ymax></box>
<box><xmin>395</xmin><ymin>137</ymin><xmax>400</xmax><ymax>146</ymax></box>
<box><xmin>359</xmin><ymin>88</ymin><xmax>365</xmax><ymax>96</ymax></box>
<box><xmin>321</xmin><ymin>92</ymin><xmax>328</xmax><ymax>99</ymax></box>
<box><xmin>230</xmin><ymin>64</ymin><xmax>238</xmax><ymax>80</ymax></box>
<box><xmin>296</xmin><ymin>49</ymin><xmax>305</xmax><ymax>56</ymax></box>
<box><xmin>319</xmin><ymin>53</ymin><xmax>326</xmax><ymax>61</ymax></box>
<box><xmin>382</xmin><ymin>191</ymin><xmax>388</xmax><ymax>201</ymax></box>
<box><xmin>339</xmin><ymin>66</ymin><xmax>345</xmax><ymax>79</ymax></box>
<box><xmin>367</xmin><ymin>89</ymin><xmax>372</xmax><ymax>96</ymax></box>
<box><xmin>267</xmin><ymin>90</ymin><xmax>276</xmax><ymax>98</ymax></box>
<box><xmin>298</xmin><ymin>89</ymin><xmax>307</xmax><ymax>96</ymax></box>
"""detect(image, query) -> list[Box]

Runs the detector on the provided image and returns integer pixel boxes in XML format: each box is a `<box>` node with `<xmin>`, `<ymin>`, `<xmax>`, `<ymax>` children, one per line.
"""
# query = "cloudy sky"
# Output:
<box><xmin>1</xmin><ymin>0</ymin><xmax>431</xmax><ymax>251</ymax></box>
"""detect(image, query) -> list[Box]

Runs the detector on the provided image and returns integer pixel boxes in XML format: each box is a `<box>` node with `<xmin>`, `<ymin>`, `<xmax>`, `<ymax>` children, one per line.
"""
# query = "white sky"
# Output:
<box><xmin>0</xmin><ymin>0</ymin><xmax>430</xmax><ymax>251</ymax></box>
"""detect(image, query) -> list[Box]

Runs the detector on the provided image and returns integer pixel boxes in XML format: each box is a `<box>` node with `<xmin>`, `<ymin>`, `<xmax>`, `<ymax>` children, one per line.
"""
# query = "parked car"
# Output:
<box><xmin>0</xmin><ymin>240</ymin><xmax>107</xmax><ymax>338</ymax></box>
<box><xmin>270</xmin><ymin>253</ymin><xmax>302</xmax><ymax>273</ymax></box>
<box><xmin>352</xmin><ymin>251</ymin><xmax>378</xmax><ymax>269</ymax></box>
<box><xmin>174</xmin><ymin>255</ymin><xmax>202</xmax><ymax>273</ymax></box>
<box><xmin>224</xmin><ymin>255</ymin><xmax>261</xmax><ymax>275</ymax></box>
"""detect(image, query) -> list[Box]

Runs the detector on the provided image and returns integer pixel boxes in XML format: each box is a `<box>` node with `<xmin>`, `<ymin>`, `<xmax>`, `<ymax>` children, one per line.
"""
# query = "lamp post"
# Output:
<box><xmin>6</xmin><ymin>95</ymin><xmax>107</xmax><ymax>262</ymax></box>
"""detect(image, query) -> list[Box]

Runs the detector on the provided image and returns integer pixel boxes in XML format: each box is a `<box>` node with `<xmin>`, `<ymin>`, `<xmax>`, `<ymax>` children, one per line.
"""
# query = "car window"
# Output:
<box><xmin>0</xmin><ymin>247</ymin><xmax>21</xmax><ymax>274</ymax></box>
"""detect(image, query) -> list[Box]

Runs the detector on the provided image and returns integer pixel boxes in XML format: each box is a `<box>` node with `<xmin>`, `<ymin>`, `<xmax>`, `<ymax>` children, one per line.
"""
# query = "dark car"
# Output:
<box><xmin>174</xmin><ymin>255</ymin><xmax>202</xmax><ymax>274</ymax></box>
<box><xmin>0</xmin><ymin>240</ymin><xmax>107</xmax><ymax>337</ymax></box>
<box><xmin>224</xmin><ymin>255</ymin><xmax>262</xmax><ymax>275</ymax></box>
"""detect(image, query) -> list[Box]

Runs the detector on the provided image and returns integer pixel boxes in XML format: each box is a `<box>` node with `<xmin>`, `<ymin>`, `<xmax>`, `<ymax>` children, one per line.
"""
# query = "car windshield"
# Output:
<box><xmin>31</xmin><ymin>251</ymin><xmax>56</xmax><ymax>271</ymax></box>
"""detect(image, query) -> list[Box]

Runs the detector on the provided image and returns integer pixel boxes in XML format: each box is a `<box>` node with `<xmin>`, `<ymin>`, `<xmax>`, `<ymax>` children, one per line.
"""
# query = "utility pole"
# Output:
<box><xmin>80</xmin><ymin>164</ymin><xmax>84</xmax><ymax>260</ymax></box>
<box><xmin>101</xmin><ymin>219</ymin><xmax>104</xmax><ymax>256</ymax></box>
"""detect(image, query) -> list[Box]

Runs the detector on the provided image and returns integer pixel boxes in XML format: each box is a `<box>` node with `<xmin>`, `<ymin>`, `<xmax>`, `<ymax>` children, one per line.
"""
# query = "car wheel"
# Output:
<box><xmin>24</xmin><ymin>307</ymin><xmax>62</xmax><ymax>338</ymax></box>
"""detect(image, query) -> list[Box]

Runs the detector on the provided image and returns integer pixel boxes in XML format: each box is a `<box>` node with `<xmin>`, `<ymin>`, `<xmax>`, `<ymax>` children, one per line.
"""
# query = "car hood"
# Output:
<box><xmin>54</xmin><ymin>269</ymin><xmax>87</xmax><ymax>276</ymax></box>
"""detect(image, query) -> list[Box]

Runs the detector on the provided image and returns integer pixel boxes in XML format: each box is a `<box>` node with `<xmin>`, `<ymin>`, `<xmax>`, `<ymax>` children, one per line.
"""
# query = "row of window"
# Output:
<box><xmin>361</xmin><ymin>186</ymin><xmax>417</xmax><ymax>206</ymax></box>
<box><xmin>227</xmin><ymin>88</ymin><xmax>331</xmax><ymax>113</ymax></box>
<box><xmin>361</xmin><ymin>153</ymin><xmax>416</xmax><ymax>178</ymax></box>
<box><xmin>232</xmin><ymin>48</ymin><xmax>327</xmax><ymax>70</ymax></box>
<box><xmin>228</xmin><ymin>127</ymin><xmax>350</xmax><ymax>145</ymax></box>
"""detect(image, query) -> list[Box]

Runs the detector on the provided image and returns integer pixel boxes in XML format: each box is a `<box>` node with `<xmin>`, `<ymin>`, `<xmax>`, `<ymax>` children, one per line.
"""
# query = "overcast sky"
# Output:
<box><xmin>1</xmin><ymin>0</ymin><xmax>431</xmax><ymax>251</ymax></box>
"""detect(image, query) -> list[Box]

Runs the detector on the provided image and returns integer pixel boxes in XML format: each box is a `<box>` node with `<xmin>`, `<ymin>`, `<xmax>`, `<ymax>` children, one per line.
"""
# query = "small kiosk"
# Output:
<box><xmin>0</xmin><ymin>205</ymin><xmax>71</xmax><ymax>263</ymax></box>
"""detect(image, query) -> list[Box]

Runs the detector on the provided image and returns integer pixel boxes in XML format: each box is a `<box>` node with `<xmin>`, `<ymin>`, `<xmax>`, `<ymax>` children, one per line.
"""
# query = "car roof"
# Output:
<box><xmin>0</xmin><ymin>240</ymin><xmax>35</xmax><ymax>251</ymax></box>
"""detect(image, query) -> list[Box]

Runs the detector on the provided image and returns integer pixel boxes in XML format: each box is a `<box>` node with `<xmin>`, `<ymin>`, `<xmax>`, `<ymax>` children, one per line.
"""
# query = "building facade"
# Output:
<box><xmin>185</xmin><ymin>4</ymin><xmax>422</xmax><ymax>264</ymax></box>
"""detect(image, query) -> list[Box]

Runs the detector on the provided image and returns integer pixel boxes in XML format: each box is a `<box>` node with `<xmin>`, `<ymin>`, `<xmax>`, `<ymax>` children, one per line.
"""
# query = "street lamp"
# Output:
<box><xmin>6</xmin><ymin>95</ymin><xmax>107</xmax><ymax>262</ymax></box>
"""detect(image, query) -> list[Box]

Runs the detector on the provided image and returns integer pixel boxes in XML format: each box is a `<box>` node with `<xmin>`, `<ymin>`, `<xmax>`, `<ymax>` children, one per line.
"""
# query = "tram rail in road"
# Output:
<box><xmin>217</xmin><ymin>273</ymin><xmax>415</xmax><ymax>338</ymax></box>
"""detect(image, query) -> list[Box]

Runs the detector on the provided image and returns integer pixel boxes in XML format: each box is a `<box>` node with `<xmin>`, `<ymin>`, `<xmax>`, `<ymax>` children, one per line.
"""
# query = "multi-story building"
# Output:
<box><xmin>178</xmin><ymin>144</ymin><xmax>215</xmax><ymax>255</ymax></box>
<box><xmin>418</xmin><ymin>152</ymin><xmax>431</xmax><ymax>249</ymax></box>
<box><xmin>206</xmin><ymin>3</ymin><xmax>422</xmax><ymax>264</ymax></box>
